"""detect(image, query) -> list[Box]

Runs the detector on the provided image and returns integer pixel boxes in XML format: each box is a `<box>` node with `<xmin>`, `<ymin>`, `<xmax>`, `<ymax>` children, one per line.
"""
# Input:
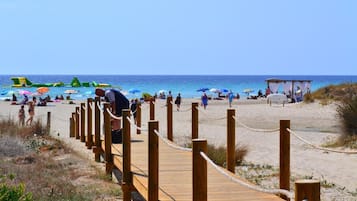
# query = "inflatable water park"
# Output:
<box><xmin>10</xmin><ymin>77</ymin><xmax>111</xmax><ymax>88</ymax></box>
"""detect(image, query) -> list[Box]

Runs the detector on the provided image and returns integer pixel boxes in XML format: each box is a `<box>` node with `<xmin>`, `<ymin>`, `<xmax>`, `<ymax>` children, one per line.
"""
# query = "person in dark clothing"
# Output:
<box><xmin>95</xmin><ymin>88</ymin><xmax>129</xmax><ymax>130</ymax></box>
<box><xmin>130</xmin><ymin>99</ymin><xmax>138</xmax><ymax>124</ymax></box>
<box><xmin>174</xmin><ymin>93</ymin><xmax>182</xmax><ymax>111</ymax></box>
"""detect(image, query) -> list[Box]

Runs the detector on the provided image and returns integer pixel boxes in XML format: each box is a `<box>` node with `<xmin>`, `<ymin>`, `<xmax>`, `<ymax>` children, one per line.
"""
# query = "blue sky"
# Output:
<box><xmin>1</xmin><ymin>1</ymin><xmax>356</xmax><ymax>75</ymax></box>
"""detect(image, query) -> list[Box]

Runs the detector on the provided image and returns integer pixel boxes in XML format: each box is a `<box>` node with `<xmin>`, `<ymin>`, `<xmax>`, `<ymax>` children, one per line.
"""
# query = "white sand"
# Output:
<box><xmin>1</xmin><ymin>98</ymin><xmax>356</xmax><ymax>200</ymax></box>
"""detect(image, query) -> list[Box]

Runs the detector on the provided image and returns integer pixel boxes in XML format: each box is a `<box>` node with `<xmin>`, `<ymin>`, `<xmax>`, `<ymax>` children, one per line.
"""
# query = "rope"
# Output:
<box><xmin>88</xmin><ymin>102</ymin><xmax>94</xmax><ymax>110</ymax></box>
<box><xmin>96</xmin><ymin>102</ymin><xmax>104</xmax><ymax>112</ymax></box>
<box><xmin>126</xmin><ymin>116</ymin><xmax>148</xmax><ymax>131</ymax></box>
<box><xmin>287</xmin><ymin>128</ymin><xmax>357</xmax><ymax>154</ymax></box>
<box><xmin>199</xmin><ymin>151</ymin><xmax>294</xmax><ymax>199</ymax></box>
<box><xmin>106</xmin><ymin>108</ymin><xmax>122</xmax><ymax>120</ymax></box>
<box><xmin>233</xmin><ymin>116</ymin><xmax>280</xmax><ymax>133</ymax></box>
<box><xmin>153</xmin><ymin>130</ymin><xmax>192</xmax><ymax>152</ymax></box>
<box><xmin>196</xmin><ymin>106</ymin><xmax>226</xmax><ymax>121</ymax></box>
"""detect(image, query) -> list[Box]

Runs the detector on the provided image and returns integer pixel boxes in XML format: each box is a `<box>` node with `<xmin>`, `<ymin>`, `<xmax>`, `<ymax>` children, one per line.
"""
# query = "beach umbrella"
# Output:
<box><xmin>37</xmin><ymin>87</ymin><xmax>49</xmax><ymax>94</ymax></box>
<box><xmin>243</xmin><ymin>88</ymin><xmax>254</xmax><ymax>93</ymax></box>
<box><xmin>19</xmin><ymin>90</ymin><xmax>32</xmax><ymax>95</ymax></box>
<box><xmin>158</xmin><ymin>89</ymin><xmax>167</xmax><ymax>94</ymax></box>
<box><xmin>64</xmin><ymin>89</ymin><xmax>78</xmax><ymax>94</ymax></box>
<box><xmin>196</xmin><ymin>87</ymin><xmax>209</xmax><ymax>92</ymax></box>
<box><xmin>209</xmin><ymin>88</ymin><xmax>220</xmax><ymax>93</ymax></box>
<box><xmin>128</xmin><ymin>89</ymin><xmax>141</xmax><ymax>94</ymax></box>
<box><xmin>220</xmin><ymin>89</ymin><xmax>229</xmax><ymax>93</ymax></box>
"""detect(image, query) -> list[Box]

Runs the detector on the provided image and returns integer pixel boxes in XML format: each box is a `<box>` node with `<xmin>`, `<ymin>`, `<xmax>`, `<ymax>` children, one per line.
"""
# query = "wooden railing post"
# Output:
<box><xmin>46</xmin><ymin>112</ymin><xmax>51</xmax><ymax>135</ymax></box>
<box><xmin>295</xmin><ymin>180</ymin><xmax>320</xmax><ymax>201</ymax></box>
<box><xmin>192</xmin><ymin>139</ymin><xmax>207</xmax><ymax>201</ymax></box>
<box><xmin>94</xmin><ymin>97</ymin><xmax>101</xmax><ymax>162</ymax></box>
<box><xmin>69</xmin><ymin>116</ymin><xmax>74</xmax><ymax>137</ymax></box>
<box><xmin>150</xmin><ymin>98</ymin><xmax>155</xmax><ymax>120</ymax></box>
<box><xmin>167</xmin><ymin>96</ymin><xmax>173</xmax><ymax>141</ymax></box>
<box><xmin>71</xmin><ymin>112</ymin><xmax>75</xmax><ymax>137</ymax></box>
<box><xmin>280</xmin><ymin>120</ymin><xmax>290</xmax><ymax>200</ymax></box>
<box><xmin>86</xmin><ymin>98</ymin><xmax>93</xmax><ymax>149</ymax></box>
<box><xmin>122</xmin><ymin>109</ymin><xmax>132</xmax><ymax>201</ymax></box>
<box><xmin>136</xmin><ymin>102</ymin><xmax>141</xmax><ymax>134</ymax></box>
<box><xmin>80</xmin><ymin>103</ymin><xmax>86</xmax><ymax>143</ymax></box>
<box><xmin>192</xmin><ymin>102</ymin><xmax>199</xmax><ymax>139</ymax></box>
<box><xmin>75</xmin><ymin>107</ymin><xmax>80</xmax><ymax>139</ymax></box>
<box><xmin>227</xmin><ymin>109</ymin><xmax>235</xmax><ymax>173</ymax></box>
<box><xmin>103</xmin><ymin>103</ymin><xmax>113</xmax><ymax>175</ymax></box>
<box><xmin>148</xmin><ymin>120</ymin><xmax>159</xmax><ymax>201</ymax></box>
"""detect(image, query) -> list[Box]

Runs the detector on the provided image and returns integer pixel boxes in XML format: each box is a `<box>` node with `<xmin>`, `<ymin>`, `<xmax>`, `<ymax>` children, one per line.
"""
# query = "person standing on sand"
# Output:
<box><xmin>228</xmin><ymin>90</ymin><xmax>234</xmax><ymax>108</ymax></box>
<box><xmin>18</xmin><ymin>105</ymin><xmax>25</xmax><ymax>126</ymax></box>
<box><xmin>201</xmin><ymin>92</ymin><xmax>208</xmax><ymax>109</ymax></box>
<box><xmin>174</xmin><ymin>93</ymin><xmax>182</xmax><ymax>111</ymax></box>
<box><xmin>95</xmin><ymin>88</ymin><xmax>129</xmax><ymax>131</ymax></box>
<box><xmin>26</xmin><ymin>101</ymin><xmax>35</xmax><ymax>126</ymax></box>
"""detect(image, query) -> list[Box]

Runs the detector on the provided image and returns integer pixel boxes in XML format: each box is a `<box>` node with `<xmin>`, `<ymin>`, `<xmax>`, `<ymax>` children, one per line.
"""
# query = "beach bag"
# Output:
<box><xmin>112</xmin><ymin>129</ymin><xmax>122</xmax><ymax>144</ymax></box>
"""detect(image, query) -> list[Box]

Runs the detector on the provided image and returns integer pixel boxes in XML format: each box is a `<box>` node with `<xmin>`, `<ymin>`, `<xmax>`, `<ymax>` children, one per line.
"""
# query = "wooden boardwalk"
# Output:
<box><xmin>106</xmin><ymin>133</ymin><xmax>284</xmax><ymax>201</ymax></box>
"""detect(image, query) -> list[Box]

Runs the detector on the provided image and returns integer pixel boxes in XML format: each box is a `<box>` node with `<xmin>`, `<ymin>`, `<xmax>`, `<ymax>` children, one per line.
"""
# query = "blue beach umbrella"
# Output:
<box><xmin>196</xmin><ymin>87</ymin><xmax>209</xmax><ymax>92</ymax></box>
<box><xmin>128</xmin><ymin>89</ymin><xmax>141</xmax><ymax>94</ymax></box>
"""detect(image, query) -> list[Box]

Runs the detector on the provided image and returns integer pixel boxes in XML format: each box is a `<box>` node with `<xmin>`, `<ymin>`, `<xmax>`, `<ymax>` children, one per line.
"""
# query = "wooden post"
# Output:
<box><xmin>295</xmin><ymin>180</ymin><xmax>320</xmax><ymax>201</ymax></box>
<box><xmin>71</xmin><ymin>112</ymin><xmax>75</xmax><ymax>137</ymax></box>
<box><xmin>136</xmin><ymin>103</ymin><xmax>141</xmax><ymax>134</ymax></box>
<box><xmin>69</xmin><ymin>116</ymin><xmax>74</xmax><ymax>137</ymax></box>
<box><xmin>280</xmin><ymin>120</ymin><xmax>290</xmax><ymax>200</ymax></box>
<box><xmin>150</xmin><ymin>98</ymin><xmax>155</xmax><ymax>120</ymax></box>
<box><xmin>103</xmin><ymin>103</ymin><xmax>113</xmax><ymax>175</ymax></box>
<box><xmin>167</xmin><ymin>96</ymin><xmax>173</xmax><ymax>141</ymax></box>
<box><xmin>122</xmin><ymin>109</ymin><xmax>132</xmax><ymax>201</ymax></box>
<box><xmin>80</xmin><ymin>103</ymin><xmax>86</xmax><ymax>143</ymax></box>
<box><xmin>75</xmin><ymin>107</ymin><xmax>80</xmax><ymax>139</ymax></box>
<box><xmin>86</xmin><ymin>98</ymin><xmax>93</xmax><ymax>149</ymax></box>
<box><xmin>46</xmin><ymin>112</ymin><xmax>51</xmax><ymax>135</ymax></box>
<box><xmin>148</xmin><ymin>121</ymin><xmax>159</xmax><ymax>201</ymax></box>
<box><xmin>192</xmin><ymin>102</ymin><xmax>199</xmax><ymax>139</ymax></box>
<box><xmin>192</xmin><ymin>139</ymin><xmax>207</xmax><ymax>201</ymax></box>
<box><xmin>94</xmin><ymin>97</ymin><xmax>101</xmax><ymax>162</ymax></box>
<box><xmin>227</xmin><ymin>109</ymin><xmax>235</xmax><ymax>173</ymax></box>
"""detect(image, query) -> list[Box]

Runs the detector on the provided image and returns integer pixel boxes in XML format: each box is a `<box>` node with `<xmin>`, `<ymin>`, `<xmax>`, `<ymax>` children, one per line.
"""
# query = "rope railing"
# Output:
<box><xmin>199</xmin><ymin>151</ymin><xmax>294</xmax><ymax>199</ymax></box>
<box><xmin>196</xmin><ymin>106</ymin><xmax>226</xmax><ymax>121</ymax></box>
<box><xmin>287</xmin><ymin>128</ymin><xmax>357</xmax><ymax>154</ymax></box>
<box><xmin>96</xmin><ymin>102</ymin><xmax>104</xmax><ymax>112</ymax></box>
<box><xmin>88</xmin><ymin>102</ymin><xmax>94</xmax><ymax>110</ymax></box>
<box><xmin>126</xmin><ymin>116</ymin><xmax>148</xmax><ymax>131</ymax></box>
<box><xmin>105</xmin><ymin>108</ymin><xmax>122</xmax><ymax>120</ymax></box>
<box><xmin>233</xmin><ymin>116</ymin><xmax>280</xmax><ymax>133</ymax></box>
<box><xmin>153</xmin><ymin>129</ymin><xmax>192</xmax><ymax>152</ymax></box>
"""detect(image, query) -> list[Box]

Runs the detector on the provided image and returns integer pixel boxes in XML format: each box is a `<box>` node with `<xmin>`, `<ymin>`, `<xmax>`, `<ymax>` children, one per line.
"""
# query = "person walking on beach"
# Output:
<box><xmin>174</xmin><ymin>93</ymin><xmax>182</xmax><ymax>111</ymax></box>
<box><xmin>130</xmin><ymin>99</ymin><xmax>138</xmax><ymax>124</ymax></box>
<box><xmin>201</xmin><ymin>92</ymin><xmax>208</xmax><ymax>109</ymax></box>
<box><xmin>95</xmin><ymin>88</ymin><xmax>129</xmax><ymax>131</ymax></box>
<box><xmin>26</xmin><ymin>101</ymin><xmax>35</xmax><ymax>126</ymax></box>
<box><xmin>228</xmin><ymin>90</ymin><xmax>234</xmax><ymax>108</ymax></box>
<box><xmin>18</xmin><ymin>105</ymin><xmax>25</xmax><ymax>126</ymax></box>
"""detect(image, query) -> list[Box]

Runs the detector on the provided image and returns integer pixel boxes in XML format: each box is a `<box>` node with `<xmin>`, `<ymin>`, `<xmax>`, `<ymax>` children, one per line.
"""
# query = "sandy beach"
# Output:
<box><xmin>1</xmin><ymin>98</ymin><xmax>356</xmax><ymax>200</ymax></box>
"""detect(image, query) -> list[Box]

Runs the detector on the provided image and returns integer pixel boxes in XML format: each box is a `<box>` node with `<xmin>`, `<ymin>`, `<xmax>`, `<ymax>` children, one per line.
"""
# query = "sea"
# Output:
<box><xmin>1</xmin><ymin>75</ymin><xmax>357</xmax><ymax>100</ymax></box>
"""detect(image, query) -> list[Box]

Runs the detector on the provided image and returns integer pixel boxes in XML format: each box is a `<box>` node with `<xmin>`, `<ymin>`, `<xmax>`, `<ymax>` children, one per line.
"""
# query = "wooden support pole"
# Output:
<box><xmin>75</xmin><ymin>107</ymin><xmax>80</xmax><ymax>139</ymax></box>
<box><xmin>148</xmin><ymin>121</ymin><xmax>159</xmax><ymax>201</ymax></box>
<box><xmin>69</xmin><ymin>116</ymin><xmax>74</xmax><ymax>137</ymax></box>
<box><xmin>167</xmin><ymin>96</ymin><xmax>173</xmax><ymax>141</ymax></box>
<box><xmin>80</xmin><ymin>103</ymin><xmax>86</xmax><ymax>143</ymax></box>
<box><xmin>295</xmin><ymin>180</ymin><xmax>320</xmax><ymax>201</ymax></box>
<box><xmin>280</xmin><ymin>120</ymin><xmax>290</xmax><ymax>200</ymax></box>
<box><xmin>94</xmin><ymin>97</ymin><xmax>101</xmax><ymax>162</ymax></box>
<box><xmin>46</xmin><ymin>112</ymin><xmax>51</xmax><ymax>135</ymax></box>
<box><xmin>122</xmin><ymin>109</ymin><xmax>132</xmax><ymax>201</ymax></box>
<box><xmin>192</xmin><ymin>139</ymin><xmax>207</xmax><ymax>201</ymax></box>
<box><xmin>150</xmin><ymin>98</ymin><xmax>155</xmax><ymax>120</ymax></box>
<box><xmin>86</xmin><ymin>98</ymin><xmax>93</xmax><ymax>149</ymax></box>
<box><xmin>103</xmin><ymin>103</ymin><xmax>113</xmax><ymax>175</ymax></box>
<box><xmin>192</xmin><ymin>102</ymin><xmax>199</xmax><ymax>139</ymax></box>
<box><xmin>71</xmin><ymin>112</ymin><xmax>75</xmax><ymax>138</ymax></box>
<box><xmin>136</xmin><ymin>103</ymin><xmax>141</xmax><ymax>134</ymax></box>
<box><xmin>227</xmin><ymin>109</ymin><xmax>236</xmax><ymax>173</ymax></box>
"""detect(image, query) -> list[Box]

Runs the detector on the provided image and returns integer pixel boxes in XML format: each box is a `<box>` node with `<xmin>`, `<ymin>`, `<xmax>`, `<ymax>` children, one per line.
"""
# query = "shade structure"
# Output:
<box><xmin>197</xmin><ymin>87</ymin><xmax>209</xmax><ymax>92</ymax></box>
<box><xmin>37</xmin><ymin>87</ymin><xmax>49</xmax><ymax>94</ymax></box>
<box><xmin>64</xmin><ymin>89</ymin><xmax>78</xmax><ymax>94</ymax></box>
<box><xmin>19</xmin><ymin>90</ymin><xmax>32</xmax><ymax>95</ymax></box>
